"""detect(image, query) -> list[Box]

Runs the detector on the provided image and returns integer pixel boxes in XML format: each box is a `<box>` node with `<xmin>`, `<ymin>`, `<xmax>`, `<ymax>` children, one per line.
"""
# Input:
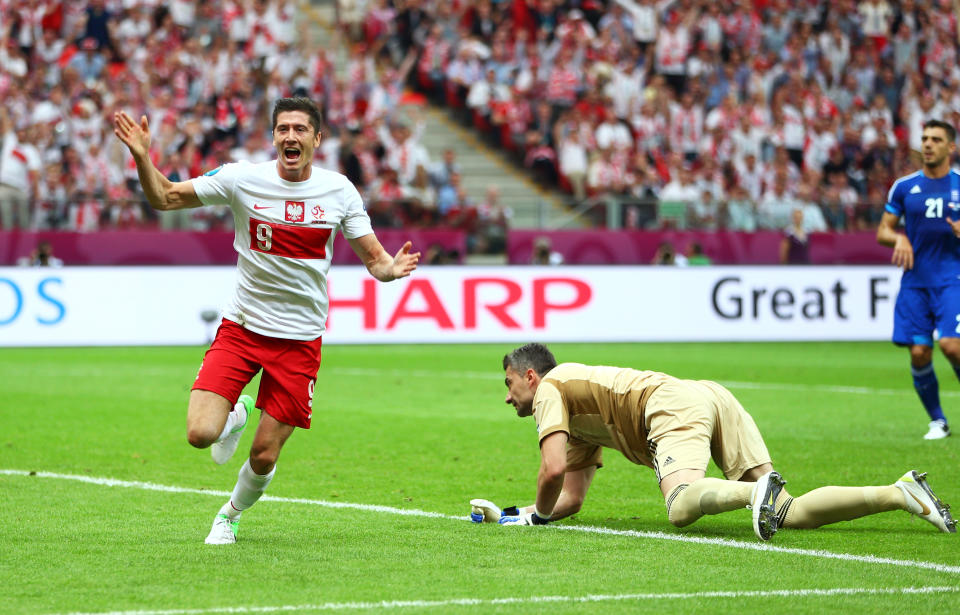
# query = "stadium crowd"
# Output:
<box><xmin>372</xmin><ymin>0</ymin><xmax>960</xmax><ymax>233</ymax></box>
<box><xmin>1</xmin><ymin>0</ymin><xmax>959</xmax><ymax>250</ymax></box>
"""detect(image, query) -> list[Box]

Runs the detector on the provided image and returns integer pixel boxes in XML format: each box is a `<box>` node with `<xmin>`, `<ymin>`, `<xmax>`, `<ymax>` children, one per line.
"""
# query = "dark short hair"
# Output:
<box><xmin>922</xmin><ymin>119</ymin><xmax>957</xmax><ymax>143</ymax></box>
<box><xmin>503</xmin><ymin>343</ymin><xmax>558</xmax><ymax>377</ymax></box>
<box><xmin>272</xmin><ymin>97</ymin><xmax>322</xmax><ymax>134</ymax></box>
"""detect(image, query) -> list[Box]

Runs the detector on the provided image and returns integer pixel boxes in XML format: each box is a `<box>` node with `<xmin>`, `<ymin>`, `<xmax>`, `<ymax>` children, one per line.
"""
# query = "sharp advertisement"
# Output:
<box><xmin>0</xmin><ymin>266</ymin><xmax>901</xmax><ymax>346</ymax></box>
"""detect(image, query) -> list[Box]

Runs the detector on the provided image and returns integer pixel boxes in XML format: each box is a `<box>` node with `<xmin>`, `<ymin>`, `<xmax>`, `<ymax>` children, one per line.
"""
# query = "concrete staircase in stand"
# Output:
<box><xmin>301</xmin><ymin>0</ymin><xmax>572</xmax><ymax>231</ymax></box>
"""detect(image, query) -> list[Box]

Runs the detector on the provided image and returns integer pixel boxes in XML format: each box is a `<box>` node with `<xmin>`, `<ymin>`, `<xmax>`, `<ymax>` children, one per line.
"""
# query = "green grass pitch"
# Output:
<box><xmin>2</xmin><ymin>342</ymin><xmax>959</xmax><ymax>614</ymax></box>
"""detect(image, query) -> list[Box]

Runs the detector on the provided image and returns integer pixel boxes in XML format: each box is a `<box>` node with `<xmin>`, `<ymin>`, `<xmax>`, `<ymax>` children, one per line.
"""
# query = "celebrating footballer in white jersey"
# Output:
<box><xmin>114</xmin><ymin>97</ymin><xmax>420</xmax><ymax>545</ymax></box>
<box><xmin>193</xmin><ymin>159</ymin><xmax>372</xmax><ymax>339</ymax></box>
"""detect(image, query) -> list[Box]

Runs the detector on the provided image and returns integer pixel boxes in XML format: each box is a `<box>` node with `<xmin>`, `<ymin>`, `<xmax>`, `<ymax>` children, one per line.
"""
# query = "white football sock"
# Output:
<box><xmin>222</xmin><ymin>459</ymin><xmax>275</xmax><ymax>519</ymax></box>
<box><xmin>218</xmin><ymin>500</ymin><xmax>243</xmax><ymax>520</ymax></box>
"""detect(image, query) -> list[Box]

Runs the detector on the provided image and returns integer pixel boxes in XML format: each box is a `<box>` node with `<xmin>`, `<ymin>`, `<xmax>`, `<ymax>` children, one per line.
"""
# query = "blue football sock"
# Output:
<box><xmin>912</xmin><ymin>362</ymin><xmax>946</xmax><ymax>422</ymax></box>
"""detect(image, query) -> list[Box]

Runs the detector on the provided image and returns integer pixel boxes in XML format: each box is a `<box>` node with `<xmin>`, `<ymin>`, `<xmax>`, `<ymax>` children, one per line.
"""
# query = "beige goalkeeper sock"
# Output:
<box><xmin>666</xmin><ymin>478</ymin><xmax>754</xmax><ymax>527</ymax></box>
<box><xmin>779</xmin><ymin>485</ymin><xmax>904</xmax><ymax>529</ymax></box>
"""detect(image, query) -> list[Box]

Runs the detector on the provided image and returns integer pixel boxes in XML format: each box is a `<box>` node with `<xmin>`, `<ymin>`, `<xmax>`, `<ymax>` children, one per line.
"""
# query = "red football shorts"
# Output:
<box><xmin>193</xmin><ymin>318</ymin><xmax>322</xmax><ymax>429</ymax></box>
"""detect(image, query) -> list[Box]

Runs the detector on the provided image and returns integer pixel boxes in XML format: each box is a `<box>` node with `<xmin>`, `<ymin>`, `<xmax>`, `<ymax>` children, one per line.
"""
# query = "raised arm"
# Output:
<box><xmin>113</xmin><ymin>110</ymin><xmax>202</xmax><ymax>211</ymax></box>
<box><xmin>348</xmin><ymin>234</ymin><xmax>420</xmax><ymax>282</ymax></box>
<box><xmin>0</xmin><ymin>105</ymin><xmax>12</xmax><ymax>136</ymax></box>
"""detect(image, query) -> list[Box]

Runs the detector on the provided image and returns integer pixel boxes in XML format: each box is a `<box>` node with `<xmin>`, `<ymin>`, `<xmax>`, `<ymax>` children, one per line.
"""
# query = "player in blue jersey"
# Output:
<box><xmin>877</xmin><ymin>119</ymin><xmax>960</xmax><ymax>440</ymax></box>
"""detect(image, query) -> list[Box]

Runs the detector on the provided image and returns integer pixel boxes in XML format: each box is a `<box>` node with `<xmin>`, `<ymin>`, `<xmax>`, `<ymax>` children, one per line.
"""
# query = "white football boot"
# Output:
<box><xmin>211</xmin><ymin>395</ymin><xmax>253</xmax><ymax>465</ymax></box>
<box><xmin>923</xmin><ymin>420</ymin><xmax>951</xmax><ymax>440</ymax></box>
<box><xmin>204</xmin><ymin>513</ymin><xmax>239</xmax><ymax>544</ymax></box>
<box><xmin>749</xmin><ymin>471</ymin><xmax>786</xmax><ymax>541</ymax></box>
<box><xmin>895</xmin><ymin>470</ymin><xmax>956</xmax><ymax>533</ymax></box>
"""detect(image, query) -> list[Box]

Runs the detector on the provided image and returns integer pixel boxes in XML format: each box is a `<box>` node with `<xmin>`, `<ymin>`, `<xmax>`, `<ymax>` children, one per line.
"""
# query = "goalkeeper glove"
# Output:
<box><xmin>470</xmin><ymin>499</ymin><xmax>520</xmax><ymax>523</ymax></box>
<box><xmin>498</xmin><ymin>511</ymin><xmax>550</xmax><ymax>526</ymax></box>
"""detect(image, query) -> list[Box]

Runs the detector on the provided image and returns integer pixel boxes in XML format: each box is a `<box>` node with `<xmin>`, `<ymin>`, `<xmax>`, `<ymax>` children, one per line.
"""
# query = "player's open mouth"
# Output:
<box><xmin>284</xmin><ymin>148</ymin><xmax>301</xmax><ymax>162</ymax></box>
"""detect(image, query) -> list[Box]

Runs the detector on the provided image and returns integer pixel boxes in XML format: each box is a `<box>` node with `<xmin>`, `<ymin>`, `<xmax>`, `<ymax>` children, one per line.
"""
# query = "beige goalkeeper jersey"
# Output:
<box><xmin>533</xmin><ymin>363</ymin><xmax>675</xmax><ymax>471</ymax></box>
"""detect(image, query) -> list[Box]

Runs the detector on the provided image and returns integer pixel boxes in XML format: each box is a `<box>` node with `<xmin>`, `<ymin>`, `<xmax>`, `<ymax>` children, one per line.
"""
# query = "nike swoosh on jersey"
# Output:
<box><xmin>906</xmin><ymin>489</ymin><xmax>931</xmax><ymax>516</ymax></box>
<box><xmin>253</xmin><ymin>204</ymin><xmax>270</xmax><ymax>210</ymax></box>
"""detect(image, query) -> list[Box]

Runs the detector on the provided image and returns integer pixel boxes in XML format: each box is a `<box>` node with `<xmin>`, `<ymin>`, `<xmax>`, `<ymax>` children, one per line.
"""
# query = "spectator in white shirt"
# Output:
<box><xmin>689</xmin><ymin>188</ymin><xmax>720</xmax><ymax>230</ymax></box>
<box><xmin>595</xmin><ymin>107</ymin><xmax>633</xmax><ymax>152</ymax></box>
<box><xmin>446</xmin><ymin>46</ymin><xmax>484</xmax><ymax>108</ymax></box>
<box><xmin>697</xmin><ymin>3</ymin><xmax>725</xmax><ymax>52</ymax></box>
<box><xmin>377</xmin><ymin>115</ymin><xmax>430</xmax><ymax>186</ymax></box>
<box><xmin>0</xmin><ymin>109</ymin><xmax>41</xmax><ymax>229</ymax></box>
<box><xmin>605</xmin><ymin>56</ymin><xmax>645</xmax><ymax>120</ymax></box>
<box><xmin>587</xmin><ymin>148</ymin><xmax>628</xmax><ymax>197</ymax></box>
<box><xmin>630</xmin><ymin>96</ymin><xmax>667</xmax><ymax>152</ymax></box>
<box><xmin>659</xmin><ymin>164</ymin><xmax>700</xmax><ymax>204</ymax></box>
<box><xmin>668</xmin><ymin>90</ymin><xmax>704</xmax><ymax>161</ymax></box>
<box><xmin>817</xmin><ymin>21</ymin><xmax>850</xmax><ymax>85</ymax></box>
<box><xmin>793</xmin><ymin>182</ymin><xmax>828</xmax><ymax>233</ymax></box>
<box><xmin>861</xmin><ymin>114</ymin><xmax>896</xmax><ymax>150</ymax></box>
<box><xmin>758</xmin><ymin>171</ymin><xmax>797</xmax><ymax>230</ymax></box>
<box><xmin>655</xmin><ymin>9</ymin><xmax>695</xmax><ymax>94</ymax></box>
<box><xmin>34</xmin><ymin>29</ymin><xmax>66</xmax><ymax>87</ymax></box>
<box><xmin>858</xmin><ymin>0</ymin><xmax>893</xmax><ymax>51</ymax></box>
<box><xmin>467</xmin><ymin>68</ymin><xmax>510</xmax><ymax>119</ymax></box>
<box><xmin>901</xmin><ymin>88</ymin><xmax>943</xmax><ymax>157</ymax></box>
<box><xmin>734</xmin><ymin>152</ymin><xmax>765</xmax><ymax>202</ymax></box>
<box><xmin>730</xmin><ymin>114</ymin><xmax>765</xmax><ymax>166</ymax></box>
<box><xmin>847</xmin><ymin>49</ymin><xmax>877</xmax><ymax>104</ymax></box>
<box><xmin>762</xmin><ymin>12</ymin><xmax>792</xmax><ymax>56</ymax></box>
<box><xmin>558</xmin><ymin>128</ymin><xmax>589</xmax><ymax>202</ymax></box>
<box><xmin>725</xmin><ymin>184</ymin><xmax>758</xmax><ymax>231</ymax></box>
<box><xmin>889</xmin><ymin>21</ymin><xmax>918</xmax><ymax>77</ymax></box>
<box><xmin>615</xmin><ymin>0</ymin><xmax>659</xmax><ymax>51</ymax></box>
<box><xmin>803</xmin><ymin>116</ymin><xmax>838</xmax><ymax>175</ymax></box>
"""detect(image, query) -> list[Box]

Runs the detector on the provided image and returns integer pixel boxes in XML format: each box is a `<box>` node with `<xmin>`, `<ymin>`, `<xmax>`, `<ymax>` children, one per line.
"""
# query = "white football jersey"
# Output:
<box><xmin>194</xmin><ymin>160</ymin><xmax>373</xmax><ymax>340</ymax></box>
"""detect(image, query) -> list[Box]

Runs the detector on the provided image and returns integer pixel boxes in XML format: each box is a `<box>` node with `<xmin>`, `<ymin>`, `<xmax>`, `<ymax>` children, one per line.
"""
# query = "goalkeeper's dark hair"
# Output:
<box><xmin>272</xmin><ymin>97</ymin><xmax>323</xmax><ymax>134</ymax></box>
<box><xmin>923</xmin><ymin>118</ymin><xmax>957</xmax><ymax>143</ymax></box>
<box><xmin>503</xmin><ymin>343</ymin><xmax>557</xmax><ymax>377</ymax></box>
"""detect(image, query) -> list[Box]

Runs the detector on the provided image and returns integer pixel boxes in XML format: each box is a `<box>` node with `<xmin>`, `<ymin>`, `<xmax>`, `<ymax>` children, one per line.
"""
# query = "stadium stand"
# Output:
<box><xmin>0</xmin><ymin>0</ymin><xmax>958</xmax><ymax>262</ymax></box>
<box><xmin>371</xmin><ymin>0</ymin><xmax>959</xmax><ymax>236</ymax></box>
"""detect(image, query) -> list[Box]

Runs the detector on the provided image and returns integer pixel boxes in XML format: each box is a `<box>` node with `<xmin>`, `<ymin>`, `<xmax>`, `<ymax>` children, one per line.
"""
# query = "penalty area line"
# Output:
<box><xmin>4</xmin><ymin>469</ymin><xmax>959</xmax><ymax>577</ymax></box>
<box><xmin>53</xmin><ymin>586</ymin><xmax>960</xmax><ymax>615</ymax></box>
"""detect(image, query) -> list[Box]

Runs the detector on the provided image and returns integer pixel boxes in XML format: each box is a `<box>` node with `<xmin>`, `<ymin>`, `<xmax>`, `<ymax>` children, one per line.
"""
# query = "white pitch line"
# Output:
<box><xmin>323</xmin><ymin>367</ymin><xmax>960</xmax><ymax>398</ymax></box>
<box><xmin>4</xmin><ymin>469</ymin><xmax>959</xmax><ymax>576</ymax></box>
<box><xmin>53</xmin><ymin>586</ymin><xmax>960</xmax><ymax>615</ymax></box>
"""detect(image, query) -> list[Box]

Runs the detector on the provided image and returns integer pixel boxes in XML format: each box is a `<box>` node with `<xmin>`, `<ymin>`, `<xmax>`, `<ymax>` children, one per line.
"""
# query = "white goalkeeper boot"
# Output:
<box><xmin>749</xmin><ymin>471</ymin><xmax>786</xmax><ymax>541</ymax></box>
<box><xmin>895</xmin><ymin>470</ymin><xmax>956</xmax><ymax>533</ymax></box>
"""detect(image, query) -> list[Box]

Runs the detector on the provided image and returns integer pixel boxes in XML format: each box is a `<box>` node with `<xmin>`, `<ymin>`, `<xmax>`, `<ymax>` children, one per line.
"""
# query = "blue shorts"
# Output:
<box><xmin>893</xmin><ymin>285</ymin><xmax>960</xmax><ymax>346</ymax></box>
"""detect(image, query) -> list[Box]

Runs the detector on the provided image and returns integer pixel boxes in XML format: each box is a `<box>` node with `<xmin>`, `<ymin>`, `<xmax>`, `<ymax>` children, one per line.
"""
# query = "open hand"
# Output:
<box><xmin>391</xmin><ymin>241</ymin><xmax>420</xmax><ymax>279</ymax></box>
<box><xmin>113</xmin><ymin>111</ymin><xmax>152</xmax><ymax>159</ymax></box>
